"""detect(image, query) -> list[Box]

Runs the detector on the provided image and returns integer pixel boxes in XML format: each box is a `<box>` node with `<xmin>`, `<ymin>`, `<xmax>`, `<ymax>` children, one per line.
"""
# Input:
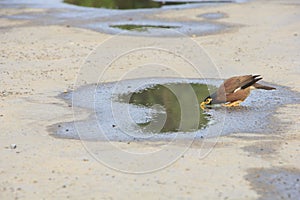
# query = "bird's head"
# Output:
<box><xmin>200</xmin><ymin>96</ymin><xmax>213</xmax><ymax>109</ymax></box>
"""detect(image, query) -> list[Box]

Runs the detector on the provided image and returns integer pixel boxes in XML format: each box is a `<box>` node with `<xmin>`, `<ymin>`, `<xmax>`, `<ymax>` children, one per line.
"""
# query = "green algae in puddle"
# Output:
<box><xmin>110</xmin><ymin>24</ymin><xmax>180</xmax><ymax>31</ymax></box>
<box><xmin>118</xmin><ymin>83</ymin><xmax>216</xmax><ymax>133</ymax></box>
<box><xmin>64</xmin><ymin>0</ymin><xmax>187</xmax><ymax>9</ymax></box>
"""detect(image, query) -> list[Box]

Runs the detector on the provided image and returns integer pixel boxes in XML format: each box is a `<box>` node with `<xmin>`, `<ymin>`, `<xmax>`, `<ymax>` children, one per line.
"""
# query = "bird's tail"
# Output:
<box><xmin>253</xmin><ymin>83</ymin><xmax>276</xmax><ymax>90</ymax></box>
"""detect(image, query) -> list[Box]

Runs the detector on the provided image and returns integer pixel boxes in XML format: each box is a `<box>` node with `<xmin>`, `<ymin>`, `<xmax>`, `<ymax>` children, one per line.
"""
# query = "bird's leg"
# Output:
<box><xmin>223</xmin><ymin>100</ymin><xmax>243</xmax><ymax>107</ymax></box>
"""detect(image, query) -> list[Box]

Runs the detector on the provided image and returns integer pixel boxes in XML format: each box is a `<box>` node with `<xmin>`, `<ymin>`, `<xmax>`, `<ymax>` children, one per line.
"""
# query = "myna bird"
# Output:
<box><xmin>200</xmin><ymin>75</ymin><xmax>275</xmax><ymax>109</ymax></box>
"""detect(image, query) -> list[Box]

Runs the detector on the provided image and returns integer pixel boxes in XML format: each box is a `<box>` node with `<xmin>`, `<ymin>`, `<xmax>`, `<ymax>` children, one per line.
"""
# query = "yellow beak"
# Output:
<box><xmin>200</xmin><ymin>101</ymin><xmax>206</xmax><ymax>110</ymax></box>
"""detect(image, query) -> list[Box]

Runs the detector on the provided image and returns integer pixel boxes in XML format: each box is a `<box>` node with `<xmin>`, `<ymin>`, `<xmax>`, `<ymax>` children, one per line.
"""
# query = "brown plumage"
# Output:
<box><xmin>200</xmin><ymin>75</ymin><xmax>275</xmax><ymax>109</ymax></box>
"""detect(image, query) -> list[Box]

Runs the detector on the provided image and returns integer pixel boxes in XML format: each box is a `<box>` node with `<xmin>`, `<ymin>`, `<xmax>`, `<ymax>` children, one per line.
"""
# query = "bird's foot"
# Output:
<box><xmin>223</xmin><ymin>100</ymin><xmax>243</xmax><ymax>107</ymax></box>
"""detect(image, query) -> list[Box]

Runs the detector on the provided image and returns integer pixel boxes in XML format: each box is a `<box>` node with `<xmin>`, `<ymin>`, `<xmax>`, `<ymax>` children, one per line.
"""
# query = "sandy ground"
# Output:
<box><xmin>0</xmin><ymin>0</ymin><xmax>300</xmax><ymax>199</ymax></box>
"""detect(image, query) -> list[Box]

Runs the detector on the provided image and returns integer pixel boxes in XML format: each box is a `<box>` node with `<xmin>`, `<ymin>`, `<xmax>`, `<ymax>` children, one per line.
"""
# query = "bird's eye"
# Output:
<box><xmin>205</xmin><ymin>98</ymin><xmax>212</xmax><ymax>104</ymax></box>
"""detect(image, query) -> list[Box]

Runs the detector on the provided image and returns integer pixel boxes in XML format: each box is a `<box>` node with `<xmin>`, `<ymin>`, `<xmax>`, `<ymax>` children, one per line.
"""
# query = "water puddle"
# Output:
<box><xmin>51</xmin><ymin>78</ymin><xmax>300</xmax><ymax>141</ymax></box>
<box><xmin>106</xmin><ymin>21</ymin><xmax>227</xmax><ymax>36</ymax></box>
<box><xmin>110</xmin><ymin>24</ymin><xmax>179</xmax><ymax>31</ymax></box>
<box><xmin>64</xmin><ymin>0</ymin><xmax>188</xmax><ymax>9</ymax></box>
<box><xmin>117</xmin><ymin>83</ymin><xmax>214</xmax><ymax>133</ymax></box>
<box><xmin>1</xmin><ymin>0</ymin><xmax>236</xmax><ymax>37</ymax></box>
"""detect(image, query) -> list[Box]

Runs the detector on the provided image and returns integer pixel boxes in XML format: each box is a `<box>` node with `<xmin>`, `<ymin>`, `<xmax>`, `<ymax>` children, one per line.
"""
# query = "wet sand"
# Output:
<box><xmin>1</xmin><ymin>0</ymin><xmax>300</xmax><ymax>199</ymax></box>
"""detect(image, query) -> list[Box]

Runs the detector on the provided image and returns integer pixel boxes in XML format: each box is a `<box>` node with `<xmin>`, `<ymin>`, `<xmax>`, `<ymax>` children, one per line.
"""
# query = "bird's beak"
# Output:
<box><xmin>200</xmin><ymin>101</ymin><xmax>206</xmax><ymax>110</ymax></box>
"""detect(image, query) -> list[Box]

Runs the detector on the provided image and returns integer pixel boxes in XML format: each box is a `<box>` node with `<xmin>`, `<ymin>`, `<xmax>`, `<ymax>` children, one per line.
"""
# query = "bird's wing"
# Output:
<box><xmin>213</xmin><ymin>75</ymin><xmax>262</xmax><ymax>103</ymax></box>
<box><xmin>219</xmin><ymin>75</ymin><xmax>261</xmax><ymax>94</ymax></box>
